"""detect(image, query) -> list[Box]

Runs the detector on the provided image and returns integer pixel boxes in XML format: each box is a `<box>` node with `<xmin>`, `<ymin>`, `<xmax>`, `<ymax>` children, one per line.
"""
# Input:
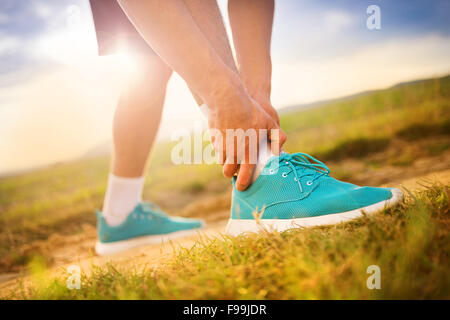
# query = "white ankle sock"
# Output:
<box><xmin>102</xmin><ymin>174</ymin><xmax>144</xmax><ymax>226</ymax></box>
<box><xmin>253</xmin><ymin>137</ymin><xmax>276</xmax><ymax>181</ymax></box>
<box><xmin>199</xmin><ymin>104</ymin><xmax>275</xmax><ymax>182</ymax></box>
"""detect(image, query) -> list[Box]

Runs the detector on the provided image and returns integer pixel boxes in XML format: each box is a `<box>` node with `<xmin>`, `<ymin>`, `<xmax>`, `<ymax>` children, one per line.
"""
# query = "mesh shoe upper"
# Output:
<box><xmin>231</xmin><ymin>153</ymin><xmax>393</xmax><ymax>219</ymax></box>
<box><xmin>97</xmin><ymin>202</ymin><xmax>203</xmax><ymax>243</ymax></box>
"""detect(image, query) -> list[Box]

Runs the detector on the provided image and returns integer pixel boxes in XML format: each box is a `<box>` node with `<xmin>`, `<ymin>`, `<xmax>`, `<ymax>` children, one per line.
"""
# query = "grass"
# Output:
<box><xmin>9</xmin><ymin>183</ymin><xmax>449</xmax><ymax>299</ymax></box>
<box><xmin>317</xmin><ymin>137</ymin><xmax>390</xmax><ymax>161</ymax></box>
<box><xmin>281</xmin><ymin>76</ymin><xmax>449</xmax><ymax>157</ymax></box>
<box><xmin>396</xmin><ymin>120</ymin><xmax>450</xmax><ymax>141</ymax></box>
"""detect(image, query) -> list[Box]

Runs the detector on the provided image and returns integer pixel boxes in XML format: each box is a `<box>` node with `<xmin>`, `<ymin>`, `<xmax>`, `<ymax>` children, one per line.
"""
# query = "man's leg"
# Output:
<box><xmin>103</xmin><ymin>0</ymin><xmax>238</xmax><ymax>227</ymax></box>
<box><xmin>97</xmin><ymin>51</ymin><xmax>203</xmax><ymax>256</ymax></box>
<box><xmin>103</xmin><ymin>52</ymin><xmax>172</xmax><ymax>226</ymax></box>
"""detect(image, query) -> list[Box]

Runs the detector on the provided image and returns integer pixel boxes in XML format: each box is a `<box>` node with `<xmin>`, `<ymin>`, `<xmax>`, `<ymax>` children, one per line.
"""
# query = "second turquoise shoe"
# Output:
<box><xmin>95</xmin><ymin>202</ymin><xmax>204</xmax><ymax>255</ymax></box>
<box><xmin>227</xmin><ymin>152</ymin><xmax>403</xmax><ymax>236</ymax></box>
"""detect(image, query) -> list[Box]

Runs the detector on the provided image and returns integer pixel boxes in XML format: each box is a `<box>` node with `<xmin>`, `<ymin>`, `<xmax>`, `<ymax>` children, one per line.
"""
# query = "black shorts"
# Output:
<box><xmin>89</xmin><ymin>0</ymin><xmax>155</xmax><ymax>56</ymax></box>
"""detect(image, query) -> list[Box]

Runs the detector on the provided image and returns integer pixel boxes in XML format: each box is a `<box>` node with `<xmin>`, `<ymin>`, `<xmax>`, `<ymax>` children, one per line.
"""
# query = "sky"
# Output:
<box><xmin>0</xmin><ymin>0</ymin><xmax>449</xmax><ymax>174</ymax></box>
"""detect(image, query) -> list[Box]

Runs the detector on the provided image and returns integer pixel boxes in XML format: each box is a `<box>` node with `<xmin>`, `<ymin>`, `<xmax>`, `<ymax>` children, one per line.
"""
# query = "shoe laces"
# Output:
<box><xmin>278</xmin><ymin>152</ymin><xmax>330</xmax><ymax>192</ymax></box>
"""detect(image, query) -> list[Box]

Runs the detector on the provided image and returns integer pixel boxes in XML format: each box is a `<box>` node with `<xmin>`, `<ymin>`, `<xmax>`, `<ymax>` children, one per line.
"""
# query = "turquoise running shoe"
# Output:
<box><xmin>227</xmin><ymin>152</ymin><xmax>403</xmax><ymax>236</ymax></box>
<box><xmin>95</xmin><ymin>202</ymin><xmax>204</xmax><ymax>255</ymax></box>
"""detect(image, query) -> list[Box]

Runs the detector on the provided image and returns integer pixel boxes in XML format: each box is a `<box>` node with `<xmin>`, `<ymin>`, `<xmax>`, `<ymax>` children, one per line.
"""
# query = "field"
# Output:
<box><xmin>0</xmin><ymin>75</ymin><xmax>449</xmax><ymax>299</ymax></box>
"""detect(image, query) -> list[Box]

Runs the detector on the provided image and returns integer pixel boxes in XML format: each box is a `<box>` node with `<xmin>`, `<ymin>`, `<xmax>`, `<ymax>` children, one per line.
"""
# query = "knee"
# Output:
<box><xmin>122</xmin><ymin>52</ymin><xmax>173</xmax><ymax>100</ymax></box>
<box><xmin>137</xmin><ymin>53</ymin><xmax>173</xmax><ymax>87</ymax></box>
<box><xmin>146</xmin><ymin>57</ymin><xmax>172</xmax><ymax>84</ymax></box>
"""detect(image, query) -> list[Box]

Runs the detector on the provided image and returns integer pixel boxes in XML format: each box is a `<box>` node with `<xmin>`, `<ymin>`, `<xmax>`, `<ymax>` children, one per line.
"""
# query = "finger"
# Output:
<box><xmin>268</xmin><ymin>125</ymin><xmax>286</xmax><ymax>155</ymax></box>
<box><xmin>236</xmin><ymin>163</ymin><xmax>255</xmax><ymax>191</ymax></box>
<box><xmin>223</xmin><ymin>160</ymin><xmax>238</xmax><ymax>178</ymax></box>
<box><xmin>234</xmin><ymin>134</ymin><xmax>257</xmax><ymax>191</ymax></box>
<box><xmin>222</xmin><ymin>132</ymin><xmax>239</xmax><ymax>177</ymax></box>
<box><xmin>211</xmin><ymin>134</ymin><xmax>226</xmax><ymax>165</ymax></box>
<box><xmin>218</xmin><ymin>144</ymin><xmax>226</xmax><ymax>165</ymax></box>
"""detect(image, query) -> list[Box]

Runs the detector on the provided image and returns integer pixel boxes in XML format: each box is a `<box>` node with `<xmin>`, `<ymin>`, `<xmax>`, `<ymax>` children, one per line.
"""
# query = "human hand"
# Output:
<box><xmin>207</xmin><ymin>85</ymin><xmax>286</xmax><ymax>191</ymax></box>
<box><xmin>249</xmin><ymin>91</ymin><xmax>280</xmax><ymax>126</ymax></box>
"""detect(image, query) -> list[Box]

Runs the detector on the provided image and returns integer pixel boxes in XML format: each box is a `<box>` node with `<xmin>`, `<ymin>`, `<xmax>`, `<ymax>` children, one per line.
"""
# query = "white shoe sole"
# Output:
<box><xmin>225</xmin><ymin>188</ymin><xmax>403</xmax><ymax>236</ymax></box>
<box><xmin>95</xmin><ymin>227</ymin><xmax>203</xmax><ymax>256</ymax></box>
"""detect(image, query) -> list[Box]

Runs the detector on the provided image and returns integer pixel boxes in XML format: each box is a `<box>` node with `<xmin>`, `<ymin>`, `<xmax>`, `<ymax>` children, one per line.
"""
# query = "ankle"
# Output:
<box><xmin>102</xmin><ymin>174</ymin><xmax>144</xmax><ymax>226</ymax></box>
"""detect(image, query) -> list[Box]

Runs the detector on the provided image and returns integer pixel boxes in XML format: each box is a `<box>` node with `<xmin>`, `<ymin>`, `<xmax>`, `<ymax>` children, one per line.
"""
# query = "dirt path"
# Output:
<box><xmin>1</xmin><ymin>169</ymin><xmax>449</xmax><ymax>297</ymax></box>
<box><xmin>0</xmin><ymin>220</ymin><xmax>229</xmax><ymax>296</ymax></box>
